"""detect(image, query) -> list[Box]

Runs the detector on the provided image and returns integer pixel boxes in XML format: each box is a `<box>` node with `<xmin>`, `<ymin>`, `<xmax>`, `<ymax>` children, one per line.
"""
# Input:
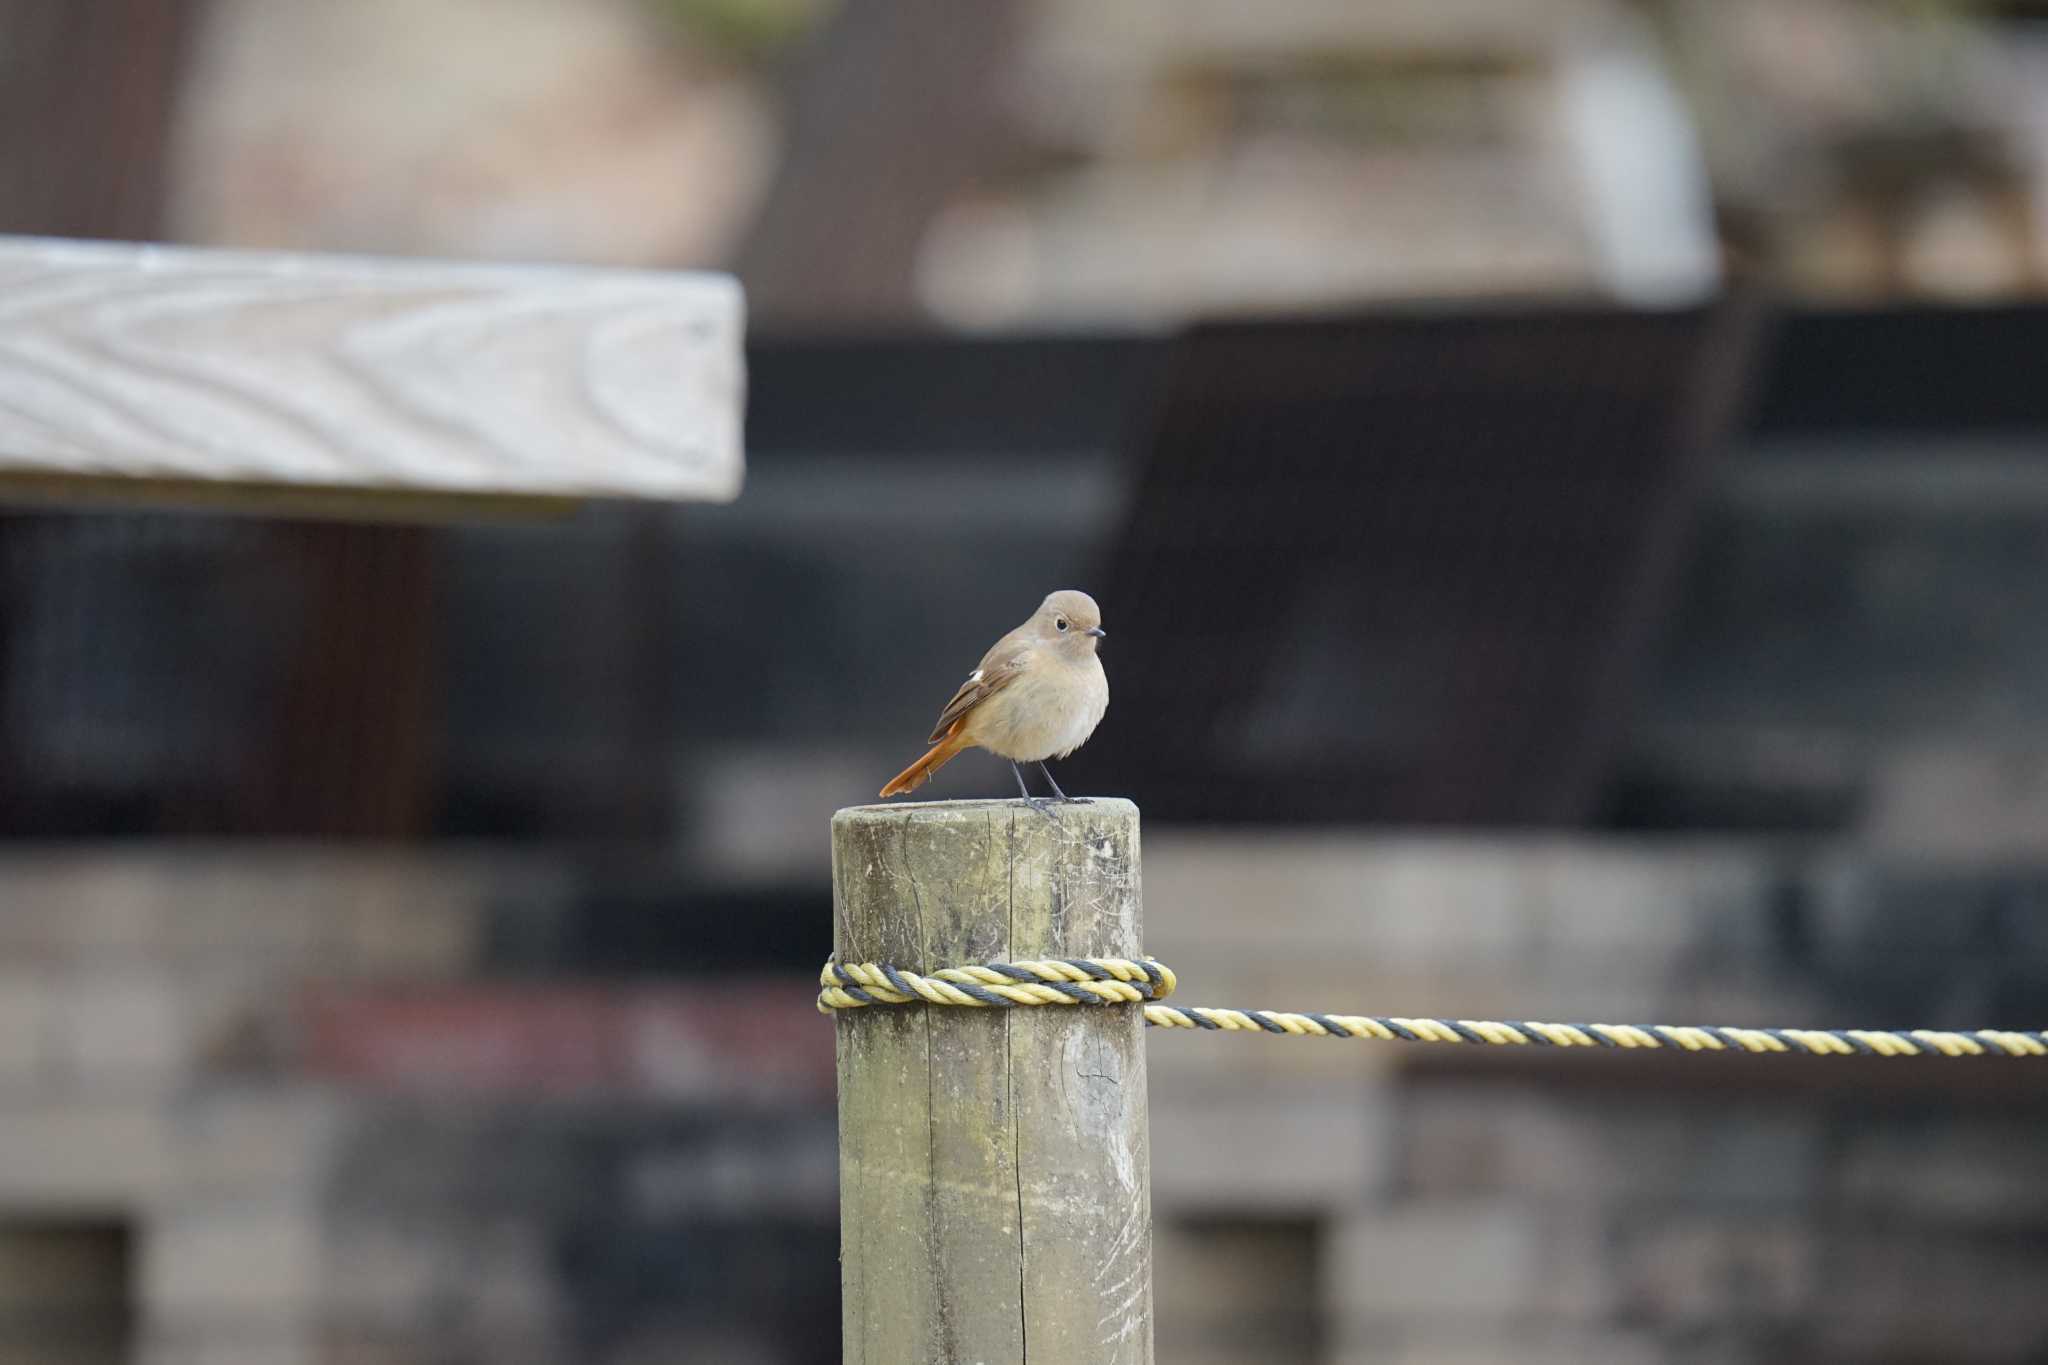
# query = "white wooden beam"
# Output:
<box><xmin>0</xmin><ymin>236</ymin><xmax>744</xmax><ymax>514</ymax></box>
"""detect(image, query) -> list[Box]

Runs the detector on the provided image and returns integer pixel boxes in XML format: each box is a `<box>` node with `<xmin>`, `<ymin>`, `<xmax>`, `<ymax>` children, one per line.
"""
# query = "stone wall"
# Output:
<box><xmin>0</xmin><ymin>853</ymin><xmax>512</xmax><ymax>1363</ymax></box>
<box><xmin>0</xmin><ymin>835</ymin><xmax>2040</xmax><ymax>1361</ymax></box>
<box><xmin>1145</xmin><ymin>835</ymin><xmax>2048</xmax><ymax>1365</ymax></box>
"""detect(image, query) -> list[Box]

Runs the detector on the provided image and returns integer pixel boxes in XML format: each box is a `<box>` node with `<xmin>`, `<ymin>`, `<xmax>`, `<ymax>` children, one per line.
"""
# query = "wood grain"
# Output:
<box><xmin>0</xmin><ymin>235</ymin><xmax>743</xmax><ymax>506</ymax></box>
<box><xmin>833</xmin><ymin>797</ymin><xmax>1153</xmax><ymax>1364</ymax></box>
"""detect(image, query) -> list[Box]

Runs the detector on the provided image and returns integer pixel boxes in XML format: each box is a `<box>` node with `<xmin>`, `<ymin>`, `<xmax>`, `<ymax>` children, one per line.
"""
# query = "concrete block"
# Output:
<box><xmin>141</xmin><ymin>1202</ymin><xmax>321</xmax><ymax>1318</ymax></box>
<box><xmin>0</xmin><ymin>1100</ymin><xmax>172</xmax><ymax>1206</ymax></box>
<box><xmin>1333</xmin><ymin>1324</ymin><xmax>1664</xmax><ymax>1365</ymax></box>
<box><xmin>133</xmin><ymin>1323</ymin><xmax>314</xmax><ymax>1365</ymax></box>
<box><xmin>322</xmin><ymin>1216</ymin><xmax>565</xmax><ymax>1348</ymax></box>
<box><xmin>0</xmin><ymin>971</ymin><xmax>50</xmax><ymax>1086</ymax></box>
<box><xmin>1608</xmin><ymin>1215</ymin><xmax>1815</xmax><ymax>1327</ymax></box>
<box><xmin>1156</xmin><ymin>1216</ymin><xmax>1319</xmax><ymax>1320</ymax></box>
<box><xmin>1155</xmin><ymin>1216</ymin><xmax>1321</xmax><ymax>1365</ymax></box>
<box><xmin>1532</xmin><ymin>844</ymin><xmax>1767</xmax><ymax>962</ymax></box>
<box><xmin>1398</xmin><ymin>1083</ymin><xmax>1541</xmax><ymax>1196</ymax></box>
<box><xmin>1813</xmin><ymin>1224</ymin><xmax>2048</xmax><ymax>1361</ymax></box>
<box><xmin>1145</xmin><ymin>835</ymin><xmax>1776</xmax><ymax>977</ymax></box>
<box><xmin>1142</xmin><ymin>835</ymin><xmax>1538</xmax><ymax>969</ymax></box>
<box><xmin>1860</xmin><ymin>743</ymin><xmax>2048</xmax><ymax>858</ymax></box>
<box><xmin>1399</xmin><ymin>1088</ymin><xmax>1822</xmax><ymax>1210</ymax></box>
<box><xmin>0</xmin><ymin>858</ymin><xmax>167</xmax><ymax>960</ymax></box>
<box><xmin>1835</xmin><ymin>1121</ymin><xmax>2048</xmax><ymax>1223</ymax></box>
<box><xmin>168</xmin><ymin>1088</ymin><xmax>343</xmax><ymax>1199</ymax></box>
<box><xmin>146</xmin><ymin>859</ymin><xmax>330</xmax><ymax>966</ymax></box>
<box><xmin>1139</xmin><ymin>835</ymin><xmax>1794</xmax><ymax>1054</ymax></box>
<box><xmin>49</xmin><ymin>970</ymin><xmax>190</xmax><ymax>1088</ymax></box>
<box><xmin>1330</xmin><ymin>842</ymin><xmax>1537</xmax><ymax>970</ymax></box>
<box><xmin>686</xmin><ymin>746</ymin><xmax>869</xmax><ymax>884</ymax></box>
<box><xmin>0</xmin><ymin>851</ymin><xmax>513</xmax><ymax>974</ymax></box>
<box><xmin>321</xmin><ymin>1221</ymin><xmax>455</xmax><ymax>1320</ymax></box>
<box><xmin>333</xmin><ymin>864</ymin><xmax>491</xmax><ymax>975</ymax></box>
<box><xmin>1324</xmin><ymin>1204</ymin><xmax>1545</xmax><ymax>1318</ymax></box>
<box><xmin>1153</xmin><ymin>1082</ymin><xmax>1392</xmax><ymax>1211</ymax></box>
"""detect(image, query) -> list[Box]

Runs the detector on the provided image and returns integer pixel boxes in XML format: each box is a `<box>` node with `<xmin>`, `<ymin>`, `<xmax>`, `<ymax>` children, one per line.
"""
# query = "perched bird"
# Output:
<box><xmin>879</xmin><ymin>590</ymin><xmax>1108</xmax><ymax>811</ymax></box>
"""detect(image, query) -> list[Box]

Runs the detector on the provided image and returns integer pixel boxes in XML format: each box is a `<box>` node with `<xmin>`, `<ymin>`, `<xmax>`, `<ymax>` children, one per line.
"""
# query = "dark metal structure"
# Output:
<box><xmin>1079</xmin><ymin>305</ymin><xmax>1759</xmax><ymax>824</ymax></box>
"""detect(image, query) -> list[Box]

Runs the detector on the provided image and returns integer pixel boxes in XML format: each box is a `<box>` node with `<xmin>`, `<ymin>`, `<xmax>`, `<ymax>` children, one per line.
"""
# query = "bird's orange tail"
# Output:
<box><xmin>879</xmin><ymin>724</ymin><xmax>970</xmax><ymax>798</ymax></box>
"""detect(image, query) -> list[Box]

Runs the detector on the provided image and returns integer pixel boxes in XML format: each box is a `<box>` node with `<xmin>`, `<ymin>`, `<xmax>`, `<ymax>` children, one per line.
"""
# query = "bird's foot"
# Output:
<box><xmin>1023</xmin><ymin>795</ymin><xmax>1064</xmax><ymax>820</ymax></box>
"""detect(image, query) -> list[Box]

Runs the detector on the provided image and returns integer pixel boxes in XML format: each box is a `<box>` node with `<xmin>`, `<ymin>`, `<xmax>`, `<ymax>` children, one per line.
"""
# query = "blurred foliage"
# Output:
<box><xmin>646</xmin><ymin>0</ymin><xmax>832</xmax><ymax>60</ymax></box>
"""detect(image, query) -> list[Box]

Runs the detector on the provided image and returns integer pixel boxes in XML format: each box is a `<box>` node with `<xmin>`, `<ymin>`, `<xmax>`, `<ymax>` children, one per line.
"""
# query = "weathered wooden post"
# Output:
<box><xmin>832</xmin><ymin>797</ymin><xmax>1152</xmax><ymax>1364</ymax></box>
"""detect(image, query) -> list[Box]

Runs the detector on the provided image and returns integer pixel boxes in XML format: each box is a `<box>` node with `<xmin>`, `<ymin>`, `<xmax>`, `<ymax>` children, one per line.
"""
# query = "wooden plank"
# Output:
<box><xmin>0</xmin><ymin>236</ymin><xmax>743</xmax><ymax>508</ymax></box>
<box><xmin>832</xmin><ymin>797</ymin><xmax>1153</xmax><ymax>1364</ymax></box>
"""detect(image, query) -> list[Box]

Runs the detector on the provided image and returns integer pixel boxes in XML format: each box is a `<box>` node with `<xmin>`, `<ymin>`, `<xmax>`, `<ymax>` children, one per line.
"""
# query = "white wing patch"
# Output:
<box><xmin>968</xmin><ymin>669</ymin><xmax>983</xmax><ymax>682</ymax></box>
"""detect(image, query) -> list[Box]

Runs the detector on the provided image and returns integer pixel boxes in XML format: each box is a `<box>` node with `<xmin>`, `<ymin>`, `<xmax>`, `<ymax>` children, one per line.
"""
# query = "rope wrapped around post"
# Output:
<box><xmin>819</xmin><ymin>957</ymin><xmax>2048</xmax><ymax>1059</ymax></box>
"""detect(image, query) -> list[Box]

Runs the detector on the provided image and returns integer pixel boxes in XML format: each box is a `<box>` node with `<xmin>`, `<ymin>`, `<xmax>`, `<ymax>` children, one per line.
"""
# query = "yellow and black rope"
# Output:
<box><xmin>818</xmin><ymin>957</ymin><xmax>2048</xmax><ymax>1059</ymax></box>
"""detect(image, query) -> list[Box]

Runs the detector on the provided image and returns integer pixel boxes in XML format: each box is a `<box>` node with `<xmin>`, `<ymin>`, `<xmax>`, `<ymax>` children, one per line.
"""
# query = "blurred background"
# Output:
<box><xmin>2</xmin><ymin>0</ymin><xmax>2048</xmax><ymax>1361</ymax></box>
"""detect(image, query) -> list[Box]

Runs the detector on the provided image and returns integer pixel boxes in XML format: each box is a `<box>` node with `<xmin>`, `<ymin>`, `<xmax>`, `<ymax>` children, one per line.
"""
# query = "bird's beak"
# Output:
<box><xmin>1086</xmin><ymin>627</ymin><xmax>1107</xmax><ymax>639</ymax></box>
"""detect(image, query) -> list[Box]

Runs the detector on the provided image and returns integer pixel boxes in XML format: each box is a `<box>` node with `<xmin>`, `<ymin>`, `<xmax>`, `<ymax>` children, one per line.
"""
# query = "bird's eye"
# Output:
<box><xmin>1055</xmin><ymin>617</ymin><xmax>1069</xmax><ymax>631</ymax></box>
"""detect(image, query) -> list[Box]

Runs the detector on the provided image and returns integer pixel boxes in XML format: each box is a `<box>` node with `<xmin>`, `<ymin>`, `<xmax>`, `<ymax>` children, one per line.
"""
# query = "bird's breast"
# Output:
<box><xmin>969</xmin><ymin>657</ymin><xmax>1108</xmax><ymax>762</ymax></box>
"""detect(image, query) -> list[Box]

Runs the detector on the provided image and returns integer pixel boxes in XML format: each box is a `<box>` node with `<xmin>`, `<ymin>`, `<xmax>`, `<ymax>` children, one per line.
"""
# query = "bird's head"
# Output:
<box><xmin>1035</xmin><ymin>590</ymin><xmax>1105</xmax><ymax>656</ymax></box>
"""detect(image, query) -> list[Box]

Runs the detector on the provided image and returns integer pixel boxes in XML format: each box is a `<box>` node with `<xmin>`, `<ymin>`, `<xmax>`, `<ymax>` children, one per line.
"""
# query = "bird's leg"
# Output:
<box><xmin>1010</xmin><ymin>761</ymin><xmax>1060</xmax><ymax>819</ymax></box>
<box><xmin>1037</xmin><ymin>761</ymin><xmax>1088</xmax><ymax>804</ymax></box>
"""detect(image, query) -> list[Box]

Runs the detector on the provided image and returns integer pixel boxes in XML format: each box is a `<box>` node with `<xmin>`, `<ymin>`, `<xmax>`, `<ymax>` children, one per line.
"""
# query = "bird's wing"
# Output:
<box><xmin>926</xmin><ymin>637</ymin><xmax>1030</xmax><ymax>743</ymax></box>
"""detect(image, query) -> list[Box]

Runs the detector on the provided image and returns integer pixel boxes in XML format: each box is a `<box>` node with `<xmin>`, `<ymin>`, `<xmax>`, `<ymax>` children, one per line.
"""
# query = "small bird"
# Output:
<box><xmin>879</xmin><ymin>590</ymin><xmax>1109</xmax><ymax>811</ymax></box>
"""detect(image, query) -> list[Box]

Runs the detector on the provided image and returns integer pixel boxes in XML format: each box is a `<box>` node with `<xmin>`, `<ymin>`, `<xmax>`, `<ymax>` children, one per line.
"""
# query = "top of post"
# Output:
<box><xmin>834</xmin><ymin>796</ymin><xmax>1138</xmax><ymax>826</ymax></box>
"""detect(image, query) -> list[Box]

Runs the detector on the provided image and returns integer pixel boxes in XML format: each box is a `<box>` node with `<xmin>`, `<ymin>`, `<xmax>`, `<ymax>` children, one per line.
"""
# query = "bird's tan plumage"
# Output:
<box><xmin>880</xmin><ymin>590</ymin><xmax>1109</xmax><ymax>799</ymax></box>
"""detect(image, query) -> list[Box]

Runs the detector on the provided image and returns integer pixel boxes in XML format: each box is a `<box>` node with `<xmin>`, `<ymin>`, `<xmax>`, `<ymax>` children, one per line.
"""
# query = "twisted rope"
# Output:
<box><xmin>818</xmin><ymin>958</ymin><xmax>2048</xmax><ymax>1059</ymax></box>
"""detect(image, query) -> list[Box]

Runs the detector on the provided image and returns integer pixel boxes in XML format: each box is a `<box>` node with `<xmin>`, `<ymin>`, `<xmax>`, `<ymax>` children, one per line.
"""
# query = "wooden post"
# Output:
<box><xmin>832</xmin><ymin>797</ymin><xmax>1152</xmax><ymax>1364</ymax></box>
